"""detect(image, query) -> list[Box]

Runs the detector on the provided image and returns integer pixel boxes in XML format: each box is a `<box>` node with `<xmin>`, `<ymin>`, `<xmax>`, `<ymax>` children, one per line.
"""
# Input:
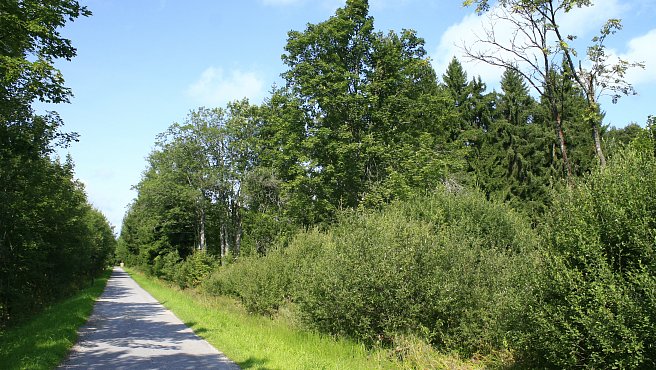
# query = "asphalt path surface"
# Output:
<box><xmin>59</xmin><ymin>267</ymin><xmax>239</xmax><ymax>369</ymax></box>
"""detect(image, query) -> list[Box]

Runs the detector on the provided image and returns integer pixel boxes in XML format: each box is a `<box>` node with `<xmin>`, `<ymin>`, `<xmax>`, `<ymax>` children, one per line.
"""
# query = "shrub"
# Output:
<box><xmin>203</xmin><ymin>252</ymin><xmax>291</xmax><ymax>316</ymax></box>
<box><xmin>289</xmin><ymin>188</ymin><xmax>541</xmax><ymax>357</ymax></box>
<box><xmin>172</xmin><ymin>251</ymin><xmax>218</xmax><ymax>289</ymax></box>
<box><xmin>202</xmin><ymin>187</ymin><xmax>542</xmax><ymax>359</ymax></box>
<box><xmin>525</xmin><ymin>147</ymin><xmax>656</xmax><ymax>368</ymax></box>
<box><xmin>152</xmin><ymin>251</ymin><xmax>181</xmax><ymax>281</ymax></box>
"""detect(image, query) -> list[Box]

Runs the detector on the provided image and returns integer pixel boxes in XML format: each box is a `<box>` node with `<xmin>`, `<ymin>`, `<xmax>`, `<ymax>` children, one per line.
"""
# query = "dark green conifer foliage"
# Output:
<box><xmin>477</xmin><ymin>68</ymin><xmax>553</xmax><ymax>215</ymax></box>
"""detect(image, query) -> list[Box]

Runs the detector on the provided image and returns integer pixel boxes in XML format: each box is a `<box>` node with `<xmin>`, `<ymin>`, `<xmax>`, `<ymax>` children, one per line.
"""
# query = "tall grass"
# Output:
<box><xmin>0</xmin><ymin>270</ymin><xmax>111</xmax><ymax>370</ymax></box>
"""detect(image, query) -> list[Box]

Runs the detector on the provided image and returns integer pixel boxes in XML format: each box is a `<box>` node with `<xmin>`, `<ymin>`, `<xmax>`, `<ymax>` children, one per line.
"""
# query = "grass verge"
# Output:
<box><xmin>0</xmin><ymin>269</ymin><xmax>112</xmax><ymax>370</ymax></box>
<box><xmin>127</xmin><ymin>268</ymin><xmax>397</xmax><ymax>369</ymax></box>
<box><xmin>127</xmin><ymin>268</ymin><xmax>487</xmax><ymax>369</ymax></box>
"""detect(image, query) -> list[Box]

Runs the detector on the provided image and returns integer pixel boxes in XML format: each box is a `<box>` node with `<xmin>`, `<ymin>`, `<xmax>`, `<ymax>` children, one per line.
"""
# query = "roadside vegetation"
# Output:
<box><xmin>127</xmin><ymin>267</ymin><xmax>485</xmax><ymax>369</ymax></box>
<box><xmin>117</xmin><ymin>1</ymin><xmax>656</xmax><ymax>367</ymax></box>
<box><xmin>0</xmin><ymin>270</ymin><xmax>111</xmax><ymax>370</ymax></box>
<box><xmin>3</xmin><ymin>0</ymin><xmax>654</xmax><ymax>369</ymax></box>
<box><xmin>0</xmin><ymin>0</ymin><xmax>116</xmax><ymax>329</ymax></box>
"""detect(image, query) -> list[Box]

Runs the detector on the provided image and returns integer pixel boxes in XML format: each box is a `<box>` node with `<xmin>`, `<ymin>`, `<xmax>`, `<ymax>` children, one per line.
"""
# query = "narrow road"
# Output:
<box><xmin>59</xmin><ymin>267</ymin><xmax>239</xmax><ymax>369</ymax></box>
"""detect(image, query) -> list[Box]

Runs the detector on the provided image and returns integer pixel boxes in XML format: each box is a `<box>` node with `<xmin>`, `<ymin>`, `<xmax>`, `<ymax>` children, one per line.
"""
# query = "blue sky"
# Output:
<box><xmin>43</xmin><ymin>0</ymin><xmax>656</xmax><ymax>233</ymax></box>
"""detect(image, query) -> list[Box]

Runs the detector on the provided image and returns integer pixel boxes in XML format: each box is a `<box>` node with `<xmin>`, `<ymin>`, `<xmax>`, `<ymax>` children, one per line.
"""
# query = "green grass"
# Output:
<box><xmin>0</xmin><ymin>269</ymin><xmax>112</xmax><ymax>370</ymax></box>
<box><xmin>127</xmin><ymin>268</ymin><xmax>398</xmax><ymax>370</ymax></box>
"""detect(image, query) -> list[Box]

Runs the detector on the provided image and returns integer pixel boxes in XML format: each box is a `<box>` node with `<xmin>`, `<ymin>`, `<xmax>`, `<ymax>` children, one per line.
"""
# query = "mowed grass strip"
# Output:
<box><xmin>126</xmin><ymin>268</ymin><xmax>396</xmax><ymax>370</ymax></box>
<box><xmin>0</xmin><ymin>269</ymin><xmax>112</xmax><ymax>370</ymax></box>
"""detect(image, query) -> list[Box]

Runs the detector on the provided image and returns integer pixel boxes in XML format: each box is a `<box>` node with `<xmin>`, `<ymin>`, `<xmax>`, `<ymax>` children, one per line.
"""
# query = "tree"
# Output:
<box><xmin>442</xmin><ymin>57</ymin><xmax>471</xmax><ymax>141</ymax></box>
<box><xmin>153</xmin><ymin>108</ymin><xmax>230</xmax><ymax>253</ymax></box>
<box><xmin>282</xmin><ymin>0</ymin><xmax>462</xmax><ymax>216</ymax></box>
<box><xmin>441</xmin><ymin>57</ymin><xmax>496</xmax><ymax>186</ymax></box>
<box><xmin>1</xmin><ymin>0</ymin><xmax>90</xmax><ymax>151</ymax></box>
<box><xmin>464</xmin><ymin>0</ymin><xmax>643</xmax><ymax>173</ymax></box>
<box><xmin>282</xmin><ymin>0</ymin><xmax>376</xmax><ymax>216</ymax></box>
<box><xmin>0</xmin><ymin>1</ymin><xmax>115</xmax><ymax>328</ymax></box>
<box><xmin>477</xmin><ymin>67</ymin><xmax>554</xmax><ymax>216</ymax></box>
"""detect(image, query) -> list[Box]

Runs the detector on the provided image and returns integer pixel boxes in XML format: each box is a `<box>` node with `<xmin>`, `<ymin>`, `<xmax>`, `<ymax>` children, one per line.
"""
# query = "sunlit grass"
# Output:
<box><xmin>0</xmin><ymin>270</ymin><xmax>111</xmax><ymax>370</ymax></box>
<box><xmin>127</xmin><ymin>268</ymin><xmax>398</xmax><ymax>370</ymax></box>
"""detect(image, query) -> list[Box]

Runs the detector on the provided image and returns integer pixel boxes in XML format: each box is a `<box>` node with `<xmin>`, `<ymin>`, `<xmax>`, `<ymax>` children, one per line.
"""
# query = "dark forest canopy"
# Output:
<box><xmin>0</xmin><ymin>0</ymin><xmax>115</xmax><ymax>327</ymax></box>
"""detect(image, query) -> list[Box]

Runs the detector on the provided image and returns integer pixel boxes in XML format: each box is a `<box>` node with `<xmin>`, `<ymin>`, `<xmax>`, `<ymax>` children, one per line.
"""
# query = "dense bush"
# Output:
<box><xmin>149</xmin><ymin>250</ymin><xmax>218</xmax><ymax>289</ymax></box>
<box><xmin>204</xmin><ymin>187</ymin><xmax>542</xmax><ymax>357</ymax></box>
<box><xmin>173</xmin><ymin>251</ymin><xmax>218</xmax><ymax>289</ymax></box>
<box><xmin>525</xmin><ymin>146</ymin><xmax>656</xmax><ymax>368</ymax></box>
<box><xmin>293</xmin><ymin>189</ymin><xmax>541</xmax><ymax>356</ymax></box>
<box><xmin>204</xmin><ymin>251</ymin><xmax>291</xmax><ymax>316</ymax></box>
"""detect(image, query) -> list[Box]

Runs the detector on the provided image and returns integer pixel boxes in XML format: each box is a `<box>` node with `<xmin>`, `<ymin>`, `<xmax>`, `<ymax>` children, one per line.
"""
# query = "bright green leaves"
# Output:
<box><xmin>528</xmin><ymin>146</ymin><xmax>656</xmax><ymax>368</ymax></box>
<box><xmin>281</xmin><ymin>0</ymin><xmax>457</xmax><ymax>215</ymax></box>
<box><xmin>0</xmin><ymin>0</ymin><xmax>90</xmax><ymax>115</ymax></box>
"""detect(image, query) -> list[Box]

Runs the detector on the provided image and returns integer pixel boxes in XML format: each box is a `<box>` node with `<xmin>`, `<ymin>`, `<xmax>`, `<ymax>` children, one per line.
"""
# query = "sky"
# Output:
<box><xmin>41</xmin><ymin>0</ymin><xmax>656</xmax><ymax>233</ymax></box>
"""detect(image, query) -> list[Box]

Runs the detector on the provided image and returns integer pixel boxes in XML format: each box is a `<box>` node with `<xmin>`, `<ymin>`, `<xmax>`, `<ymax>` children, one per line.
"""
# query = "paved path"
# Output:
<box><xmin>59</xmin><ymin>267</ymin><xmax>239</xmax><ymax>370</ymax></box>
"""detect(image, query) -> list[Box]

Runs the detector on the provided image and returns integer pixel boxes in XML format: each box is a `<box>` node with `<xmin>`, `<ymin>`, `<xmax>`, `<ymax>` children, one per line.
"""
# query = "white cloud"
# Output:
<box><xmin>431</xmin><ymin>10</ymin><xmax>508</xmax><ymax>89</ymax></box>
<box><xmin>431</xmin><ymin>0</ymin><xmax>628</xmax><ymax>91</ymax></box>
<box><xmin>186</xmin><ymin>67</ymin><xmax>265</xmax><ymax>107</ymax></box>
<box><xmin>558</xmin><ymin>0</ymin><xmax>627</xmax><ymax>37</ymax></box>
<box><xmin>619</xmin><ymin>28</ymin><xmax>656</xmax><ymax>86</ymax></box>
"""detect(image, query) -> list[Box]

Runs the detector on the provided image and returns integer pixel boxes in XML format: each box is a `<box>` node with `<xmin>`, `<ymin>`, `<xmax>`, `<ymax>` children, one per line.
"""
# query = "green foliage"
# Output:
<box><xmin>0</xmin><ymin>0</ymin><xmax>91</xmax><ymax>119</ymax></box>
<box><xmin>147</xmin><ymin>249</ymin><xmax>219</xmax><ymax>290</ymax></box>
<box><xmin>151</xmin><ymin>251</ymin><xmax>181</xmax><ymax>282</ymax></box>
<box><xmin>205</xmin><ymin>189</ymin><xmax>541</xmax><ymax>359</ymax></box>
<box><xmin>172</xmin><ymin>251</ymin><xmax>219</xmax><ymax>289</ymax></box>
<box><xmin>295</xmin><ymin>189</ymin><xmax>540</xmax><ymax>357</ymax></box>
<box><xmin>525</xmin><ymin>145</ymin><xmax>656</xmax><ymax>368</ymax></box>
<box><xmin>0</xmin><ymin>269</ymin><xmax>110</xmax><ymax>370</ymax></box>
<box><xmin>280</xmin><ymin>0</ymin><xmax>462</xmax><ymax>218</ymax></box>
<box><xmin>476</xmin><ymin>67</ymin><xmax>554</xmax><ymax>217</ymax></box>
<box><xmin>0</xmin><ymin>0</ymin><xmax>113</xmax><ymax>328</ymax></box>
<box><xmin>0</xmin><ymin>154</ymin><xmax>116</xmax><ymax>326</ymax></box>
<box><xmin>204</xmin><ymin>252</ymin><xmax>290</xmax><ymax>316</ymax></box>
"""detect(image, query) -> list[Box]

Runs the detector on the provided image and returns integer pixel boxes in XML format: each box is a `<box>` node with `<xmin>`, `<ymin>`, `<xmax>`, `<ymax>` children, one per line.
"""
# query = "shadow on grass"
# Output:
<box><xmin>238</xmin><ymin>356</ymin><xmax>273</xmax><ymax>369</ymax></box>
<box><xmin>184</xmin><ymin>320</ymin><xmax>210</xmax><ymax>335</ymax></box>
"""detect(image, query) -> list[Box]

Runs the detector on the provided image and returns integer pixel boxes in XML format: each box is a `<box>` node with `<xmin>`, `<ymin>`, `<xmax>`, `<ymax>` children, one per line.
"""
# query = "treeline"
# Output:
<box><xmin>0</xmin><ymin>1</ymin><xmax>116</xmax><ymax>327</ymax></box>
<box><xmin>118</xmin><ymin>0</ymin><xmax>656</xmax><ymax>368</ymax></box>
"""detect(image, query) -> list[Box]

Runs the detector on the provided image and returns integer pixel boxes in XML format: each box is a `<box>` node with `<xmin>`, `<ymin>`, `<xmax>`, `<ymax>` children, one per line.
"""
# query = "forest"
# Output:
<box><xmin>2</xmin><ymin>0</ymin><xmax>655</xmax><ymax>368</ymax></box>
<box><xmin>0</xmin><ymin>1</ymin><xmax>116</xmax><ymax>327</ymax></box>
<box><xmin>116</xmin><ymin>0</ymin><xmax>656</xmax><ymax>367</ymax></box>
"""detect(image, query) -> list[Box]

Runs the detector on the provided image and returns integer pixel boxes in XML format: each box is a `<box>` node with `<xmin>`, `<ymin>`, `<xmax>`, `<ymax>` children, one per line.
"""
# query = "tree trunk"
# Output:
<box><xmin>593</xmin><ymin>123</ymin><xmax>606</xmax><ymax>168</ymax></box>
<box><xmin>588</xmin><ymin>95</ymin><xmax>607</xmax><ymax>168</ymax></box>
<box><xmin>198</xmin><ymin>206</ymin><xmax>206</xmax><ymax>251</ymax></box>
<box><xmin>220</xmin><ymin>222</ymin><xmax>228</xmax><ymax>264</ymax></box>
<box><xmin>554</xmin><ymin>109</ymin><xmax>573</xmax><ymax>180</ymax></box>
<box><xmin>233</xmin><ymin>199</ymin><xmax>242</xmax><ymax>258</ymax></box>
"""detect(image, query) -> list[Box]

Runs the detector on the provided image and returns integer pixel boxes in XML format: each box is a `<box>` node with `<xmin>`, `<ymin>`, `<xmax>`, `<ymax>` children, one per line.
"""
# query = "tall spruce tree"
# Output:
<box><xmin>477</xmin><ymin>68</ymin><xmax>553</xmax><ymax>216</ymax></box>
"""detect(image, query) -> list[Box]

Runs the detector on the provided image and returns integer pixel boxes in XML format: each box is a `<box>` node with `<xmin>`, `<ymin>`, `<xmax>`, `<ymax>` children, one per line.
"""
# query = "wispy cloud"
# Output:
<box><xmin>619</xmin><ymin>28</ymin><xmax>656</xmax><ymax>86</ymax></box>
<box><xmin>186</xmin><ymin>67</ymin><xmax>265</xmax><ymax>107</ymax></box>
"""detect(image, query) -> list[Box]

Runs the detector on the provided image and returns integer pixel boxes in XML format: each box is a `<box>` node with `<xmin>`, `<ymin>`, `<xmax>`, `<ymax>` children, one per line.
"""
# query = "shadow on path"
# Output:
<box><xmin>59</xmin><ymin>268</ymin><xmax>238</xmax><ymax>369</ymax></box>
